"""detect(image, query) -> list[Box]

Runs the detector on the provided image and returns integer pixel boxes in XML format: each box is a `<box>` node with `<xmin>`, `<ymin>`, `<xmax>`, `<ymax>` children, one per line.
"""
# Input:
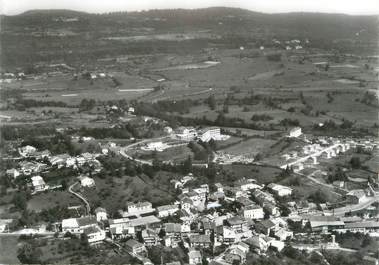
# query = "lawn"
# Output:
<box><xmin>27</xmin><ymin>191</ymin><xmax>81</xmax><ymax>212</ymax></box>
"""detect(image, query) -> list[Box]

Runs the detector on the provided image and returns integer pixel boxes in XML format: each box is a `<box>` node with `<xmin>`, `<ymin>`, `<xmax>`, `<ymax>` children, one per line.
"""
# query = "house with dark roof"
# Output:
<box><xmin>189</xmin><ymin>234</ymin><xmax>211</xmax><ymax>248</ymax></box>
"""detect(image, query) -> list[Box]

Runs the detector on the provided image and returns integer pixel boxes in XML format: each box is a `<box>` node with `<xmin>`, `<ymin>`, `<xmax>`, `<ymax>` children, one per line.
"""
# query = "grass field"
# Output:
<box><xmin>27</xmin><ymin>191</ymin><xmax>81</xmax><ymax>212</ymax></box>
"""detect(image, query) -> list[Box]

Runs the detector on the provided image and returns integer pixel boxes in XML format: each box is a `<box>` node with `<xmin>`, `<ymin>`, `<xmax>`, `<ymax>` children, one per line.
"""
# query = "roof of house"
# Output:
<box><xmin>227</xmin><ymin>216</ymin><xmax>246</xmax><ymax>226</ymax></box>
<box><xmin>129</xmin><ymin>215</ymin><xmax>161</xmax><ymax>227</ymax></box>
<box><xmin>157</xmin><ymin>204</ymin><xmax>178</xmax><ymax>212</ymax></box>
<box><xmin>257</xmin><ymin>220</ymin><xmax>276</xmax><ymax>229</ymax></box>
<box><xmin>77</xmin><ymin>216</ymin><xmax>97</xmax><ymax>227</ymax></box>
<box><xmin>188</xmin><ymin>249</ymin><xmax>202</xmax><ymax>259</ymax></box>
<box><xmin>189</xmin><ymin>234</ymin><xmax>211</xmax><ymax>244</ymax></box>
<box><xmin>95</xmin><ymin>207</ymin><xmax>106</xmax><ymax>213</ymax></box>
<box><xmin>267</xmin><ymin>183</ymin><xmax>292</xmax><ymax>192</ymax></box>
<box><xmin>83</xmin><ymin>225</ymin><xmax>101</xmax><ymax>235</ymax></box>
<box><xmin>164</xmin><ymin>223</ymin><xmax>182</xmax><ymax>233</ymax></box>
<box><xmin>125</xmin><ymin>239</ymin><xmax>144</xmax><ymax>248</ymax></box>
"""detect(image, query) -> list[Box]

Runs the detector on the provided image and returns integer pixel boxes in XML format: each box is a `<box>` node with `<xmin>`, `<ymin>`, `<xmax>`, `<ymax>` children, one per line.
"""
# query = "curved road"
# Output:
<box><xmin>68</xmin><ymin>182</ymin><xmax>91</xmax><ymax>216</ymax></box>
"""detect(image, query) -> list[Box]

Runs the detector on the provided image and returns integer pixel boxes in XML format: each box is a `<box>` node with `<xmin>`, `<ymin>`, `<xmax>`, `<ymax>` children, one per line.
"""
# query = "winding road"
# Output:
<box><xmin>68</xmin><ymin>182</ymin><xmax>91</xmax><ymax>216</ymax></box>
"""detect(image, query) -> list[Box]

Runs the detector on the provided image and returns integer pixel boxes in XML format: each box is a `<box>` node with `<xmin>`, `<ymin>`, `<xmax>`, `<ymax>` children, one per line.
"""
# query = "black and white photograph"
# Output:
<box><xmin>0</xmin><ymin>0</ymin><xmax>378</xmax><ymax>264</ymax></box>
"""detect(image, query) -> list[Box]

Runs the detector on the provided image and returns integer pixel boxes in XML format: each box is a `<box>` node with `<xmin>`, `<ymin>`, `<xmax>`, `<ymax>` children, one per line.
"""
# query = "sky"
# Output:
<box><xmin>1</xmin><ymin>0</ymin><xmax>379</xmax><ymax>15</ymax></box>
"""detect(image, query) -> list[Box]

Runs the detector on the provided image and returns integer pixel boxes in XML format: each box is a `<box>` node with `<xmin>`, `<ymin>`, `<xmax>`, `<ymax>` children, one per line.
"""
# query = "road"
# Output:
<box><xmin>68</xmin><ymin>182</ymin><xmax>91</xmax><ymax>215</ymax></box>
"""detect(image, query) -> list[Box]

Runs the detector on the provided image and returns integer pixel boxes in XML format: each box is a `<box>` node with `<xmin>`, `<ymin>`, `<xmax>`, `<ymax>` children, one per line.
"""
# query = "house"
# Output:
<box><xmin>214</xmin><ymin>183</ymin><xmax>224</xmax><ymax>193</ymax></box>
<box><xmin>6</xmin><ymin>168</ymin><xmax>20</xmax><ymax>179</ymax></box>
<box><xmin>108</xmin><ymin>218</ymin><xmax>135</xmax><ymax>239</ymax></box>
<box><xmin>31</xmin><ymin>176</ymin><xmax>47</xmax><ymax>192</ymax></box>
<box><xmin>95</xmin><ymin>207</ymin><xmax>107</xmax><ymax>222</ymax></box>
<box><xmin>252</xmin><ymin>189</ymin><xmax>276</xmax><ymax>205</ymax></box>
<box><xmin>255</xmin><ymin>220</ymin><xmax>276</xmax><ymax>236</ymax></box>
<box><xmin>346</xmin><ymin>189</ymin><xmax>367</xmax><ymax>204</ymax></box>
<box><xmin>0</xmin><ymin>219</ymin><xmax>13</xmax><ymax>232</ymax></box>
<box><xmin>197</xmin><ymin>127</ymin><xmax>221</xmax><ymax>142</ymax></box>
<box><xmin>125</xmin><ymin>239</ymin><xmax>146</xmax><ymax>255</ymax></box>
<box><xmin>127</xmin><ymin>201</ymin><xmax>154</xmax><ymax>215</ymax></box>
<box><xmin>156</xmin><ymin>204</ymin><xmax>179</xmax><ymax>218</ymax></box>
<box><xmin>83</xmin><ymin>226</ymin><xmax>106</xmax><ymax>244</ymax></box>
<box><xmin>267</xmin><ymin>183</ymin><xmax>293</xmax><ymax>197</ymax></box>
<box><xmin>164</xmin><ymin>223</ymin><xmax>182</xmax><ymax>247</ymax></box>
<box><xmin>225</xmin><ymin>216</ymin><xmax>247</xmax><ymax>233</ymax></box>
<box><xmin>142</xmin><ymin>228</ymin><xmax>160</xmax><ymax>246</ymax></box>
<box><xmin>62</xmin><ymin>216</ymin><xmax>97</xmax><ymax>234</ymax></box>
<box><xmin>236</xmin><ymin>178</ymin><xmax>261</xmax><ymax>191</ymax></box>
<box><xmin>288</xmin><ymin>127</ymin><xmax>302</xmax><ymax>138</ymax></box>
<box><xmin>49</xmin><ymin>154</ymin><xmax>71</xmax><ymax>167</ymax></box>
<box><xmin>243</xmin><ymin>204</ymin><xmax>264</xmax><ymax>220</ymax></box>
<box><xmin>78</xmin><ymin>176</ymin><xmax>96</xmax><ymax>188</ymax></box>
<box><xmin>164</xmin><ymin>126</ymin><xmax>173</xmax><ymax>134</ymax></box>
<box><xmin>189</xmin><ymin>234</ymin><xmax>211</xmax><ymax>248</ymax></box>
<box><xmin>20</xmin><ymin>161</ymin><xmax>47</xmax><ymax>175</ymax></box>
<box><xmin>188</xmin><ymin>249</ymin><xmax>202</xmax><ymax>265</ymax></box>
<box><xmin>274</xmin><ymin>228</ymin><xmax>293</xmax><ymax>241</ymax></box>
<box><xmin>175</xmin><ymin>127</ymin><xmax>197</xmax><ymax>141</ymax></box>
<box><xmin>266</xmin><ymin>237</ymin><xmax>285</xmax><ymax>251</ymax></box>
<box><xmin>246</xmin><ymin>234</ymin><xmax>269</xmax><ymax>254</ymax></box>
<box><xmin>18</xmin><ymin>145</ymin><xmax>37</xmax><ymax>157</ymax></box>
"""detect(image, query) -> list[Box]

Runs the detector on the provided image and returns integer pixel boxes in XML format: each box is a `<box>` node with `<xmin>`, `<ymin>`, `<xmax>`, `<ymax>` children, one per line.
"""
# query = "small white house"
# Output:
<box><xmin>288</xmin><ymin>127</ymin><xmax>302</xmax><ymax>138</ymax></box>
<box><xmin>95</xmin><ymin>207</ymin><xmax>107</xmax><ymax>222</ymax></box>
<box><xmin>6</xmin><ymin>168</ymin><xmax>20</xmax><ymax>179</ymax></box>
<box><xmin>79</xmin><ymin>176</ymin><xmax>96</xmax><ymax>188</ymax></box>
<box><xmin>156</xmin><ymin>204</ymin><xmax>179</xmax><ymax>218</ymax></box>
<box><xmin>243</xmin><ymin>205</ymin><xmax>264</xmax><ymax>220</ymax></box>
<box><xmin>267</xmin><ymin>183</ymin><xmax>293</xmax><ymax>197</ymax></box>
<box><xmin>31</xmin><ymin>176</ymin><xmax>47</xmax><ymax>192</ymax></box>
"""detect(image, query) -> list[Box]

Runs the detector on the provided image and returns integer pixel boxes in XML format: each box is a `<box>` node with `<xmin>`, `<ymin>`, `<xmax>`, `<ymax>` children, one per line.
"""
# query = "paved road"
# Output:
<box><xmin>68</xmin><ymin>182</ymin><xmax>91</xmax><ymax>215</ymax></box>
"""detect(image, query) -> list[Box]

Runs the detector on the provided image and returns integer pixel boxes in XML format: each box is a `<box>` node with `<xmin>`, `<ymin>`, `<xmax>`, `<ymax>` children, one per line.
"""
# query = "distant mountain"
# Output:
<box><xmin>3</xmin><ymin>7</ymin><xmax>375</xmax><ymax>40</ymax></box>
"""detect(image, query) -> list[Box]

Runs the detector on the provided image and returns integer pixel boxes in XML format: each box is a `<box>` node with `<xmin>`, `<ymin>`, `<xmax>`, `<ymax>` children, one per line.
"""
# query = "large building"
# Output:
<box><xmin>288</xmin><ymin>127</ymin><xmax>302</xmax><ymax>138</ymax></box>
<box><xmin>197</xmin><ymin>127</ymin><xmax>221</xmax><ymax>142</ymax></box>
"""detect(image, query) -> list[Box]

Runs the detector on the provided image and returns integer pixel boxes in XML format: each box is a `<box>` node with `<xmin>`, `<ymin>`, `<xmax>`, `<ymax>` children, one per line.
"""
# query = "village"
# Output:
<box><xmin>1</xmin><ymin>118</ymin><xmax>378</xmax><ymax>264</ymax></box>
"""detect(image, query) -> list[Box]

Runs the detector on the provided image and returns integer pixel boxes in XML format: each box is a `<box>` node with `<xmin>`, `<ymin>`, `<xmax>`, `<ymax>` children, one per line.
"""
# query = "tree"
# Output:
<box><xmin>182</xmin><ymin>156</ymin><xmax>192</xmax><ymax>174</ymax></box>
<box><xmin>17</xmin><ymin>242</ymin><xmax>42</xmax><ymax>264</ymax></box>
<box><xmin>207</xmin><ymin>95</ymin><xmax>216</xmax><ymax>110</ymax></box>
<box><xmin>350</xmin><ymin>157</ymin><xmax>361</xmax><ymax>169</ymax></box>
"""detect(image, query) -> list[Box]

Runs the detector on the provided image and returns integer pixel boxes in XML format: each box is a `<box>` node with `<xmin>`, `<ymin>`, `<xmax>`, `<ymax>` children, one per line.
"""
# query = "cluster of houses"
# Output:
<box><xmin>5</xmin><ymin>145</ymin><xmax>103</xmax><ymax>194</ymax></box>
<box><xmin>55</xmin><ymin>174</ymin><xmax>302</xmax><ymax>264</ymax></box>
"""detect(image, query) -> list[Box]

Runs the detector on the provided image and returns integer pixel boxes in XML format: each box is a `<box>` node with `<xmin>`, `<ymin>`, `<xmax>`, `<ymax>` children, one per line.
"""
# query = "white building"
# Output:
<box><xmin>6</xmin><ymin>168</ymin><xmax>20</xmax><ymax>179</ymax></box>
<box><xmin>175</xmin><ymin>127</ymin><xmax>197</xmax><ymax>141</ymax></box>
<box><xmin>188</xmin><ymin>249</ymin><xmax>202</xmax><ymax>265</ymax></box>
<box><xmin>83</xmin><ymin>226</ymin><xmax>106</xmax><ymax>244</ymax></box>
<box><xmin>267</xmin><ymin>183</ymin><xmax>293</xmax><ymax>197</ymax></box>
<box><xmin>236</xmin><ymin>178</ymin><xmax>262</xmax><ymax>191</ymax></box>
<box><xmin>198</xmin><ymin>127</ymin><xmax>221</xmax><ymax>142</ymax></box>
<box><xmin>127</xmin><ymin>201</ymin><xmax>154</xmax><ymax>215</ymax></box>
<box><xmin>31</xmin><ymin>176</ymin><xmax>47</xmax><ymax>192</ymax></box>
<box><xmin>18</xmin><ymin>145</ymin><xmax>37</xmax><ymax>157</ymax></box>
<box><xmin>79</xmin><ymin>176</ymin><xmax>96</xmax><ymax>188</ymax></box>
<box><xmin>156</xmin><ymin>204</ymin><xmax>179</xmax><ymax>218</ymax></box>
<box><xmin>62</xmin><ymin>216</ymin><xmax>98</xmax><ymax>234</ymax></box>
<box><xmin>288</xmin><ymin>127</ymin><xmax>302</xmax><ymax>138</ymax></box>
<box><xmin>95</xmin><ymin>207</ymin><xmax>107</xmax><ymax>222</ymax></box>
<box><xmin>243</xmin><ymin>205</ymin><xmax>264</xmax><ymax>220</ymax></box>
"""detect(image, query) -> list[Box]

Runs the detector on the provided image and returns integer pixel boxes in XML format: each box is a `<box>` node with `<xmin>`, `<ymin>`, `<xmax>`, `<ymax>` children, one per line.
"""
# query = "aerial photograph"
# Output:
<box><xmin>0</xmin><ymin>0</ymin><xmax>378</xmax><ymax>264</ymax></box>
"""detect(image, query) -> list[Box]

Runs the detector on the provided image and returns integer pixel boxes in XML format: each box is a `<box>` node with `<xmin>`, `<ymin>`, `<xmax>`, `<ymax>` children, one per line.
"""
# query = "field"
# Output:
<box><xmin>27</xmin><ymin>191</ymin><xmax>82</xmax><ymax>212</ymax></box>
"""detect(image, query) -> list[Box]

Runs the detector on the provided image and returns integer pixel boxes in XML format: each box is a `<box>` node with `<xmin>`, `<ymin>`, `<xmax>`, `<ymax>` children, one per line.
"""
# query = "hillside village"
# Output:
<box><xmin>0</xmin><ymin>6</ymin><xmax>378</xmax><ymax>265</ymax></box>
